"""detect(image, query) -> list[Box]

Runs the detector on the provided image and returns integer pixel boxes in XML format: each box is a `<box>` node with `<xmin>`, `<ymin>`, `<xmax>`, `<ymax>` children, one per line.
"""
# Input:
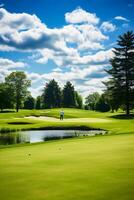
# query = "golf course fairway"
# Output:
<box><xmin>0</xmin><ymin>109</ymin><xmax>134</xmax><ymax>200</ymax></box>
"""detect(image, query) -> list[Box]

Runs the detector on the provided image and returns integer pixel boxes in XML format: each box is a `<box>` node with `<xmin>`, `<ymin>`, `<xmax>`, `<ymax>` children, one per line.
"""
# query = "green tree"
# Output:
<box><xmin>24</xmin><ymin>95</ymin><xmax>35</xmax><ymax>109</ymax></box>
<box><xmin>35</xmin><ymin>96</ymin><xmax>42</xmax><ymax>109</ymax></box>
<box><xmin>95</xmin><ymin>95</ymin><xmax>110</xmax><ymax>112</ymax></box>
<box><xmin>5</xmin><ymin>71</ymin><xmax>31</xmax><ymax>112</ymax></box>
<box><xmin>85</xmin><ymin>92</ymin><xmax>100</xmax><ymax>110</ymax></box>
<box><xmin>43</xmin><ymin>79</ymin><xmax>61</xmax><ymax>108</ymax></box>
<box><xmin>75</xmin><ymin>91</ymin><xmax>83</xmax><ymax>109</ymax></box>
<box><xmin>106</xmin><ymin>31</ymin><xmax>134</xmax><ymax>115</ymax></box>
<box><xmin>103</xmin><ymin>79</ymin><xmax>121</xmax><ymax>112</ymax></box>
<box><xmin>62</xmin><ymin>82</ymin><xmax>76</xmax><ymax>107</ymax></box>
<box><xmin>0</xmin><ymin>83</ymin><xmax>13</xmax><ymax>111</ymax></box>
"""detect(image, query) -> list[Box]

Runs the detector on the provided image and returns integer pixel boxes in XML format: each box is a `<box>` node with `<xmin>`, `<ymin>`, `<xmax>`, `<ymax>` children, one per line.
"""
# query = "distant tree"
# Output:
<box><xmin>105</xmin><ymin>31</ymin><xmax>134</xmax><ymax>115</ymax></box>
<box><xmin>5</xmin><ymin>71</ymin><xmax>31</xmax><ymax>112</ymax></box>
<box><xmin>43</xmin><ymin>79</ymin><xmax>61</xmax><ymax>108</ymax></box>
<box><xmin>62</xmin><ymin>82</ymin><xmax>76</xmax><ymax>107</ymax></box>
<box><xmin>24</xmin><ymin>95</ymin><xmax>35</xmax><ymax>109</ymax></box>
<box><xmin>84</xmin><ymin>105</ymin><xmax>90</xmax><ymax>110</ymax></box>
<box><xmin>0</xmin><ymin>83</ymin><xmax>13</xmax><ymax>111</ymax></box>
<box><xmin>75</xmin><ymin>91</ymin><xmax>83</xmax><ymax>109</ymax></box>
<box><xmin>103</xmin><ymin>79</ymin><xmax>121</xmax><ymax>112</ymax></box>
<box><xmin>35</xmin><ymin>96</ymin><xmax>42</xmax><ymax>109</ymax></box>
<box><xmin>95</xmin><ymin>95</ymin><xmax>110</xmax><ymax>112</ymax></box>
<box><xmin>85</xmin><ymin>92</ymin><xmax>100</xmax><ymax>110</ymax></box>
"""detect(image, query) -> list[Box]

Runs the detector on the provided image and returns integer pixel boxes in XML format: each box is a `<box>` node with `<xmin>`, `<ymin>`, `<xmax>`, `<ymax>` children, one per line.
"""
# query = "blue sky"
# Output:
<box><xmin>0</xmin><ymin>0</ymin><xmax>134</xmax><ymax>97</ymax></box>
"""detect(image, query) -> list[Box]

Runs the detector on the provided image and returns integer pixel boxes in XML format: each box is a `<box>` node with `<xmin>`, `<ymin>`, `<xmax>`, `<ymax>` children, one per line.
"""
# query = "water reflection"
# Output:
<box><xmin>0</xmin><ymin>133</ymin><xmax>29</xmax><ymax>145</ymax></box>
<box><xmin>0</xmin><ymin>130</ymin><xmax>106</xmax><ymax>145</ymax></box>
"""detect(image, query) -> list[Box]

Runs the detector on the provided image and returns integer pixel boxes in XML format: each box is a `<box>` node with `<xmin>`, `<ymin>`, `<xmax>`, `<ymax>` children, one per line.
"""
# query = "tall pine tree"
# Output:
<box><xmin>103</xmin><ymin>79</ymin><xmax>121</xmax><ymax>112</ymax></box>
<box><xmin>106</xmin><ymin>31</ymin><xmax>134</xmax><ymax>115</ymax></box>
<box><xmin>62</xmin><ymin>82</ymin><xmax>76</xmax><ymax>107</ymax></box>
<box><xmin>43</xmin><ymin>79</ymin><xmax>61</xmax><ymax>108</ymax></box>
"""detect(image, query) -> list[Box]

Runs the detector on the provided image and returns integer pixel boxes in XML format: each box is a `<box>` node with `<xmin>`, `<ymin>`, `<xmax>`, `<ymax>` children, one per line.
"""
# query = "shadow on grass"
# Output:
<box><xmin>109</xmin><ymin>114</ymin><xmax>134</xmax><ymax>119</ymax></box>
<box><xmin>0</xmin><ymin>110</ymin><xmax>15</xmax><ymax>113</ymax></box>
<box><xmin>8</xmin><ymin>122</ymin><xmax>33</xmax><ymax>125</ymax></box>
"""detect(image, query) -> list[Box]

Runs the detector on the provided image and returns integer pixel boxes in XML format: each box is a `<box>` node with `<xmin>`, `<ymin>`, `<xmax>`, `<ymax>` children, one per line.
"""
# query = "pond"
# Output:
<box><xmin>0</xmin><ymin>130</ymin><xmax>106</xmax><ymax>145</ymax></box>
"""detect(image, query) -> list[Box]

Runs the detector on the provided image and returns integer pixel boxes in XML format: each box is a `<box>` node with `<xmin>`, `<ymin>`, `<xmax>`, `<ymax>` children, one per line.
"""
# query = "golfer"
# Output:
<box><xmin>60</xmin><ymin>110</ymin><xmax>64</xmax><ymax>120</ymax></box>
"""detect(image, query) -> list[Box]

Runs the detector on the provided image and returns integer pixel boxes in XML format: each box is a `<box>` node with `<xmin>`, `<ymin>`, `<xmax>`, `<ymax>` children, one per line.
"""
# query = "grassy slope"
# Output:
<box><xmin>0</xmin><ymin>134</ymin><xmax>134</xmax><ymax>200</ymax></box>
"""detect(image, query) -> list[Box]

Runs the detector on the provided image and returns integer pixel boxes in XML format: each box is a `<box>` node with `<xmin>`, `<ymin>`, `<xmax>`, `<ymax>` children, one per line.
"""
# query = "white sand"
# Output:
<box><xmin>25</xmin><ymin>116</ymin><xmax>110</xmax><ymax>123</ymax></box>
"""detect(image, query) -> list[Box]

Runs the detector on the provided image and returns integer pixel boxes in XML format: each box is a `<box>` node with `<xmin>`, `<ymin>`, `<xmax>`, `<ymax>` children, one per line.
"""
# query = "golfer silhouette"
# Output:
<box><xmin>60</xmin><ymin>110</ymin><xmax>64</xmax><ymax>120</ymax></box>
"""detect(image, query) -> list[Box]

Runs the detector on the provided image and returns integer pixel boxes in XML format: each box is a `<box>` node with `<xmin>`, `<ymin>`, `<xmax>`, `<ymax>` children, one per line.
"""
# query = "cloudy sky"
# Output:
<box><xmin>0</xmin><ymin>0</ymin><xmax>134</xmax><ymax>98</ymax></box>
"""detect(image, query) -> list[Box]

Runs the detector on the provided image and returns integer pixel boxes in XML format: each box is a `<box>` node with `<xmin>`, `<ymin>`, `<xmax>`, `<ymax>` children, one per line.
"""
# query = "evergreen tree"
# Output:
<box><xmin>24</xmin><ymin>95</ymin><xmax>35</xmax><ymax>109</ymax></box>
<box><xmin>106</xmin><ymin>31</ymin><xmax>134</xmax><ymax>115</ymax></box>
<box><xmin>95</xmin><ymin>95</ymin><xmax>110</xmax><ymax>112</ymax></box>
<box><xmin>103</xmin><ymin>80</ymin><xmax>121</xmax><ymax>112</ymax></box>
<box><xmin>35</xmin><ymin>96</ymin><xmax>41</xmax><ymax>109</ymax></box>
<box><xmin>43</xmin><ymin>79</ymin><xmax>61</xmax><ymax>108</ymax></box>
<box><xmin>62</xmin><ymin>82</ymin><xmax>76</xmax><ymax>107</ymax></box>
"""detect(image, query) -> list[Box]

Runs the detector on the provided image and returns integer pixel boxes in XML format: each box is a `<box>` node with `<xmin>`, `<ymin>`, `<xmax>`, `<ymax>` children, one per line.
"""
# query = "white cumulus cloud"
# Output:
<box><xmin>65</xmin><ymin>7</ymin><xmax>99</xmax><ymax>24</ymax></box>
<box><xmin>0</xmin><ymin>58</ymin><xmax>27</xmax><ymax>69</ymax></box>
<box><xmin>0</xmin><ymin>8</ymin><xmax>117</xmax><ymax>98</ymax></box>
<box><xmin>101</xmin><ymin>21</ymin><xmax>116</xmax><ymax>32</ymax></box>
<box><xmin>0</xmin><ymin>58</ymin><xmax>27</xmax><ymax>82</ymax></box>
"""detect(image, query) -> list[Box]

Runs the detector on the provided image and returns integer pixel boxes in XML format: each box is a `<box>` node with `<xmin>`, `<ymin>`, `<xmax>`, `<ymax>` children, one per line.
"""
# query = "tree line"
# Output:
<box><xmin>0</xmin><ymin>74</ymin><xmax>83</xmax><ymax>112</ymax></box>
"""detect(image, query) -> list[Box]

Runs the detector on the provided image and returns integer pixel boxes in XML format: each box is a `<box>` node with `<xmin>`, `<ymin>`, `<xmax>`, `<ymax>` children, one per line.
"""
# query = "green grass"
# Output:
<box><xmin>0</xmin><ymin>108</ymin><xmax>134</xmax><ymax>135</ymax></box>
<box><xmin>0</xmin><ymin>108</ymin><xmax>134</xmax><ymax>199</ymax></box>
<box><xmin>0</xmin><ymin>108</ymin><xmax>114</xmax><ymax>120</ymax></box>
<box><xmin>0</xmin><ymin>133</ymin><xmax>134</xmax><ymax>200</ymax></box>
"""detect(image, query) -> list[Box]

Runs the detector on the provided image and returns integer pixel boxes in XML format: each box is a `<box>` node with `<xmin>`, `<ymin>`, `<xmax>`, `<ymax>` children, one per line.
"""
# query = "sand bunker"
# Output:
<box><xmin>25</xmin><ymin>116</ymin><xmax>110</xmax><ymax>123</ymax></box>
